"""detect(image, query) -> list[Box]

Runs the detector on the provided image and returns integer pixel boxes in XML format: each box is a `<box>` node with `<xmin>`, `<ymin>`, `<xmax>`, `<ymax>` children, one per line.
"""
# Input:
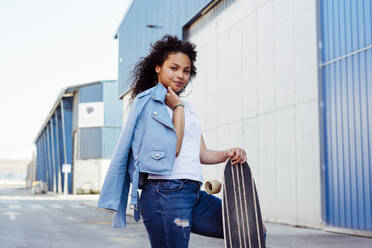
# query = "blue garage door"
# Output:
<box><xmin>321</xmin><ymin>0</ymin><xmax>372</xmax><ymax>231</ymax></box>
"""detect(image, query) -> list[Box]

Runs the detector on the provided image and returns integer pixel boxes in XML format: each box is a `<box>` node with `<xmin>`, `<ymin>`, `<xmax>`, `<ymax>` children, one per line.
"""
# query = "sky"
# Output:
<box><xmin>0</xmin><ymin>0</ymin><xmax>131</xmax><ymax>161</ymax></box>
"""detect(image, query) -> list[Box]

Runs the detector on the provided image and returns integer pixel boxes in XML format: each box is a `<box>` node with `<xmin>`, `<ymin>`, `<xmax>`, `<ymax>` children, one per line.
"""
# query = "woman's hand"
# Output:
<box><xmin>224</xmin><ymin>147</ymin><xmax>247</xmax><ymax>165</ymax></box>
<box><xmin>165</xmin><ymin>87</ymin><xmax>182</xmax><ymax>109</ymax></box>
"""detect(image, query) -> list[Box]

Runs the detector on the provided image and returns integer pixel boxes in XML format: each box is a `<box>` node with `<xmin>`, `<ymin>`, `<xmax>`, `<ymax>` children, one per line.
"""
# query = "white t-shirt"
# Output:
<box><xmin>148</xmin><ymin>101</ymin><xmax>203</xmax><ymax>182</ymax></box>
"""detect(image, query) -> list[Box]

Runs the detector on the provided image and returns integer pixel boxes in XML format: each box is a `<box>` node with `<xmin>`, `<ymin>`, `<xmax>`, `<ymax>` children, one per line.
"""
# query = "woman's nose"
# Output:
<box><xmin>176</xmin><ymin>71</ymin><xmax>184</xmax><ymax>79</ymax></box>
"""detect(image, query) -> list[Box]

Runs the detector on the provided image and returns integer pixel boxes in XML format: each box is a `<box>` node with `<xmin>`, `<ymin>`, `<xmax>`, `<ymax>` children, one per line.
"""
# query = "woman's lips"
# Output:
<box><xmin>175</xmin><ymin>82</ymin><xmax>184</xmax><ymax>87</ymax></box>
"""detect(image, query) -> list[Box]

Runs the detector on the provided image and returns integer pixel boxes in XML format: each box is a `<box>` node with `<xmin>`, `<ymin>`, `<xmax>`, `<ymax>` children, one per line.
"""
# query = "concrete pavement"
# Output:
<box><xmin>2</xmin><ymin>188</ymin><xmax>371</xmax><ymax>247</ymax></box>
<box><xmin>78</xmin><ymin>192</ymin><xmax>372</xmax><ymax>248</ymax></box>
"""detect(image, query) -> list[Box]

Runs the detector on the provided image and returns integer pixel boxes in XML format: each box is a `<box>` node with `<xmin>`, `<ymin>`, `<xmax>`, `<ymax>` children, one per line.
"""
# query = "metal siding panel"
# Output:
<box><xmin>344</xmin><ymin>0</ymin><xmax>353</xmax><ymax>56</ymax></box>
<box><xmin>57</xmin><ymin>107</ymin><xmax>66</xmax><ymax>191</ymax></box>
<box><xmin>330</xmin><ymin>62</ymin><xmax>341</xmax><ymax>227</ymax></box>
<box><xmin>43</xmin><ymin>132</ymin><xmax>48</xmax><ymax>183</ymax></box>
<box><xmin>39</xmin><ymin>134</ymin><xmax>44</xmax><ymax>182</ymax></box>
<box><xmin>72</xmin><ymin>92</ymin><xmax>79</xmax><ymax>131</ymax></box>
<box><xmin>338</xmin><ymin>0</ymin><xmax>346</xmax><ymax>59</ymax></box>
<box><xmin>333</xmin><ymin>0</ymin><xmax>341</xmax><ymax>59</ymax></box>
<box><xmin>40</xmin><ymin>135</ymin><xmax>44</xmax><ymax>181</ymax></box>
<box><xmin>357</xmin><ymin>1</ymin><xmax>365</xmax><ymax>49</ymax></box>
<box><xmin>340</xmin><ymin>57</ymin><xmax>352</xmax><ymax>229</ymax></box>
<box><xmin>35</xmin><ymin>141</ymin><xmax>39</xmax><ymax>180</ymax></box>
<box><xmin>46</xmin><ymin>123</ymin><xmax>52</xmax><ymax>190</ymax></box>
<box><xmin>352</xmin><ymin>52</ymin><xmax>364</xmax><ymax>229</ymax></box>
<box><xmin>321</xmin><ymin>0</ymin><xmax>372</xmax><ymax>231</ymax></box>
<box><xmin>323</xmin><ymin>65</ymin><xmax>333</xmax><ymax>225</ymax></box>
<box><xmin>361</xmin><ymin>50</ymin><xmax>372</xmax><ymax>230</ymax></box>
<box><xmin>350</xmin><ymin>1</ymin><xmax>358</xmax><ymax>52</ymax></box>
<box><xmin>38</xmin><ymin>141</ymin><xmax>43</xmax><ymax>181</ymax></box>
<box><xmin>323</xmin><ymin>0</ymin><xmax>372</xmax><ymax>63</ymax></box>
<box><xmin>79</xmin><ymin>127</ymin><xmax>102</xmax><ymax>159</ymax></box>
<box><xmin>321</xmin><ymin>0</ymin><xmax>329</xmax><ymax>61</ymax></box>
<box><xmin>42</xmin><ymin>132</ymin><xmax>48</xmax><ymax>183</ymax></box>
<box><xmin>36</xmin><ymin>140</ymin><xmax>42</xmax><ymax>181</ymax></box>
<box><xmin>54</xmin><ymin>114</ymin><xmax>61</xmax><ymax>193</ymax></box>
<box><xmin>52</xmin><ymin>116</ymin><xmax>60</xmax><ymax>193</ymax></box>
<box><xmin>103</xmin><ymin>82</ymin><xmax>122</xmax><ymax>127</ymax></box>
<box><xmin>61</xmin><ymin>97</ymin><xmax>74</xmax><ymax>194</ymax></box>
<box><xmin>366</xmin><ymin>48</ymin><xmax>372</xmax><ymax>230</ymax></box>
<box><xmin>365</xmin><ymin>0</ymin><xmax>372</xmax><ymax>46</ymax></box>
<box><xmin>50</xmin><ymin>118</ymin><xmax>56</xmax><ymax>192</ymax></box>
<box><xmin>78</xmin><ymin>83</ymin><xmax>102</xmax><ymax>103</ymax></box>
<box><xmin>102</xmin><ymin>127</ymin><xmax>122</xmax><ymax>159</ymax></box>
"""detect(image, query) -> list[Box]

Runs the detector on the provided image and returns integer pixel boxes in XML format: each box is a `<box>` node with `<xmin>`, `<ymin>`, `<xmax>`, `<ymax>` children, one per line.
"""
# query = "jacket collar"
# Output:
<box><xmin>151</xmin><ymin>83</ymin><xmax>167</xmax><ymax>103</ymax></box>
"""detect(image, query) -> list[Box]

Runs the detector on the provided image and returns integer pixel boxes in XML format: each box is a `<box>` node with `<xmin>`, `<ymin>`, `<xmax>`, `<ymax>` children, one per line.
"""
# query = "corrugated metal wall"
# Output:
<box><xmin>116</xmin><ymin>0</ymin><xmax>212</xmax><ymax>96</ymax></box>
<box><xmin>77</xmin><ymin>81</ymin><xmax>122</xmax><ymax>159</ymax></box>
<box><xmin>103</xmin><ymin>81</ymin><xmax>122</xmax><ymax>127</ymax></box>
<box><xmin>61</xmin><ymin>97</ymin><xmax>74</xmax><ymax>194</ymax></box>
<box><xmin>78</xmin><ymin>83</ymin><xmax>102</xmax><ymax>159</ymax></box>
<box><xmin>35</xmin><ymin>98</ymin><xmax>73</xmax><ymax>194</ymax></box>
<box><xmin>36</xmin><ymin>81</ymin><xmax>123</xmax><ymax>191</ymax></box>
<box><xmin>321</xmin><ymin>0</ymin><xmax>372</xmax><ymax>231</ymax></box>
<box><xmin>102</xmin><ymin>81</ymin><xmax>122</xmax><ymax>158</ymax></box>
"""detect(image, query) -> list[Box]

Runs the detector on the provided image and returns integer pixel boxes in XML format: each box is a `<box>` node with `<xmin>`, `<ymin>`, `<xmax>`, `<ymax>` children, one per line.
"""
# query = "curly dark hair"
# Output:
<box><xmin>129</xmin><ymin>34</ymin><xmax>197</xmax><ymax>102</ymax></box>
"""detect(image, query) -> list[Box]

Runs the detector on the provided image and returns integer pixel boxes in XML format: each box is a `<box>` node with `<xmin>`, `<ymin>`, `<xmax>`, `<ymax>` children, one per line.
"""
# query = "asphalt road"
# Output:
<box><xmin>1</xmin><ymin>187</ymin><xmax>371</xmax><ymax>248</ymax></box>
<box><xmin>0</xmin><ymin>187</ymin><xmax>224</xmax><ymax>248</ymax></box>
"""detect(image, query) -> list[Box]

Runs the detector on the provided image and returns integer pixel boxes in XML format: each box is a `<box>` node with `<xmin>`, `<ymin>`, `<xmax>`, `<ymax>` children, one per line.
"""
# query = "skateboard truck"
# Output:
<box><xmin>205</xmin><ymin>180</ymin><xmax>222</xmax><ymax>194</ymax></box>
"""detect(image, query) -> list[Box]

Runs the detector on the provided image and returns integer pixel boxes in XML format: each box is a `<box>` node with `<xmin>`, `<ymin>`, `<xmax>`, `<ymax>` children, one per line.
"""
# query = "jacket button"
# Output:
<box><xmin>153</xmin><ymin>112</ymin><xmax>158</xmax><ymax>115</ymax></box>
<box><xmin>155</xmin><ymin>153</ymin><xmax>160</xmax><ymax>158</ymax></box>
<box><xmin>135</xmin><ymin>155</ymin><xmax>138</xmax><ymax>160</ymax></box>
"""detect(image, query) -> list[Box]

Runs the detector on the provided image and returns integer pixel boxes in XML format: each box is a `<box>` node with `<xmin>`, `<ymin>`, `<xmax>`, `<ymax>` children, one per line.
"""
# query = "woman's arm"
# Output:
<box><xmin>200</xmin><ymin>135</ymin><xmax>247</xmax><ymax>165</ymax></box>
<box><xmin>165</xmin><ymin>87</ymin><xmax>184</xmax><ymax>157</ymax></box>
<box><xmin>172</xmin><ymin>104</ymin><xmax>185</xmax><ymax>157</ymax></box>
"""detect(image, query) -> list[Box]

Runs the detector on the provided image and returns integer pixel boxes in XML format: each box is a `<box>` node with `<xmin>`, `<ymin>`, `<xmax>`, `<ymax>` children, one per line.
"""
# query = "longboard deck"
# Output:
<box><xmin>222</xmin><ymin>160</ymin><xmax>266</xmax><ymax>248</ymax></box>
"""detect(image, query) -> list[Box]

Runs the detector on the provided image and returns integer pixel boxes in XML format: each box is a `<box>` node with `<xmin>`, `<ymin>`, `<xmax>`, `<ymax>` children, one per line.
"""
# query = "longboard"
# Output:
<box><xmin>205</xmin><ymin>160</ymin><xmax>266</xmax><ymax>248</ymax></box>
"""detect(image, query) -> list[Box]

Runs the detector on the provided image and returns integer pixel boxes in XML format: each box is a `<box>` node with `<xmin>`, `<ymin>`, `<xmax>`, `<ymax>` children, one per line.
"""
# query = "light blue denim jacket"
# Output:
<box><xmin>97</xmin><ymin>83</ymin><xmax>177</xmax><ymax>227</ymax></box>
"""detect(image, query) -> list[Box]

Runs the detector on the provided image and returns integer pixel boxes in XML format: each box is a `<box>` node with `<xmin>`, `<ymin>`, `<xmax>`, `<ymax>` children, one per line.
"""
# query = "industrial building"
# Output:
<box><xmin>113</xmin><ymin>0</ymin><xmax>371</xmax><ymax>235</ymax></box>
<box><xmin>0</xmin><ymin>159</ymin><xmax>28</xmax><ymax>187</ymax></box>
<box><xmin>34</xmin><ymin>80</ymin><xmax>122</xmax><ymax>194</ymax></box>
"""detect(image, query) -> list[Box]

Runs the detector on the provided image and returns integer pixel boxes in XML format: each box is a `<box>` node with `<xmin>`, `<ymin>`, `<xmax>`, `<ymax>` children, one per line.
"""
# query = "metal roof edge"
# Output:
<box><xmin>113</xmin><ymin>0</ymin><xmax>136</xmax><ymax>39</ymax></box>
<box><xmin>118</xmin><ymin>86</ymin><xmax>132</xmax><ymax>100</ymax></box>
<box><xmin>33</xmin><ymin>88</ymin><xmax>66</xmax><ymax>143</ymax></box>
<box><xmin>101</xmin><ymin>80</ymin><xmax>117</xmax><ymax>83</ymax></box>
<box><xmin>182</xmin><ymin>0</ymin><xmax>220</xmax><ymax>40</ymax></box>
<box><xmin>33</xmin><ymin>80</ymin><xmax>113</xmax><ymax>143</ymax></box>
<box><xmin>64</xmin><ymin>80</ymin><xmax>102</xmax><ymax>93</ymax></box>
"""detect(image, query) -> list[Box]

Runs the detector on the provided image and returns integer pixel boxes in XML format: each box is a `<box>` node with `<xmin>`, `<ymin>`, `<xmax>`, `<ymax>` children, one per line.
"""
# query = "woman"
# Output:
<box><xmin>98</xmin><ymin>35</ymin><xmax>252</xmax><ymax>248</ymax></box>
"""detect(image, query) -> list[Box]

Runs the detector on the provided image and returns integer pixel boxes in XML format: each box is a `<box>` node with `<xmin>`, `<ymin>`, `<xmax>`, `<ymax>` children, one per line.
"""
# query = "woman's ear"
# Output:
<box><xmin>155</xmin><ymin>65</ymin><xmax>161</xmax><ymax>74</ymax></box>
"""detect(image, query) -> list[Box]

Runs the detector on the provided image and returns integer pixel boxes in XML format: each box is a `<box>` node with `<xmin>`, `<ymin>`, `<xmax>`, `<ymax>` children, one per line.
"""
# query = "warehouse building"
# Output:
<box><xmin>113</xmin><ymin>0</ymin><xmax>371</xmax><ymax>235</ymax></box>
<box><xmin>34</xmin><ymin>80</ymin><xmax>122</xmax><ymax>194</ymax></box>
<box><xmin>0</xmin><ymin>159</ymin><xmax>28</xmax><ymax>187</ymax></box>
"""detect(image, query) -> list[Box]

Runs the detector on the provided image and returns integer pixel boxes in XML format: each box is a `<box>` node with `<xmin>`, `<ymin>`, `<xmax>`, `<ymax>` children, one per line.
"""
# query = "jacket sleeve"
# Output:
<box><xmin>97</xmin><ymin>98</ymin><xmax>140</xmax><ymax>219</ymax></box>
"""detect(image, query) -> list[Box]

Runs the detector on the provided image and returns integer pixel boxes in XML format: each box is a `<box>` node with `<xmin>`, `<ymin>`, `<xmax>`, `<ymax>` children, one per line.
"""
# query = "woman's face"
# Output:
<box><xmin>155</xmin><ymin>52</ymin><xmax>191</xmax><ymax>93</ymax></box>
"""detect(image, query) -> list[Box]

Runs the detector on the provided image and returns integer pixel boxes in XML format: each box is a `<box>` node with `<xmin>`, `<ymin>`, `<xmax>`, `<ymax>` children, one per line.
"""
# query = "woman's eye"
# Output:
<box><xmin>184</xmin><ymin>71</ymin><xmax>190</xmax><ymax>74</ymax></box>
<box><xmin>170</xmin><ymin>67</ymin><xmax>177</xmax><ymax>70</ymax></box>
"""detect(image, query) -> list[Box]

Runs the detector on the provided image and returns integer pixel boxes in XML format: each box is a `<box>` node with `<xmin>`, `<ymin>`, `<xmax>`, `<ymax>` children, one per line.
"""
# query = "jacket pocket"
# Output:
<box><xmin>149</xmin><ymin>150</ymin><xmax>166</xmax><ymax>160</ymax></box>
<box><xmin>139</xmin><ymin>148</ymin><xmax>171</xmax><ymax>175</ymax></box>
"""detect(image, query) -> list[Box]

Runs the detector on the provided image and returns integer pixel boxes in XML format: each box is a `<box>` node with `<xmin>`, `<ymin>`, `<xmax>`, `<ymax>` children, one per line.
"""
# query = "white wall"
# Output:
<box><xmin>122</xmin><ymin>92</ymin><xmax>132</xmax><ymax>126</ymax></box>
<box><xmin>185</xmin><ymin>0</ymin><xmax>321</xmax><ymax>228</ymax></box>
<box><xmin>73</xmin><ymin>158</ymin><xmax>110</xmax><ymax>193</ymax></box>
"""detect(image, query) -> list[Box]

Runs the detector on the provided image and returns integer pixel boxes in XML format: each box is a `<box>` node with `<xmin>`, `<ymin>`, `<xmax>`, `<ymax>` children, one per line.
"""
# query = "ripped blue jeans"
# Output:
<box><xmin>139</xmin><ymin>179</ymin><xmax>223</xmax><ymax>248</ymax></box>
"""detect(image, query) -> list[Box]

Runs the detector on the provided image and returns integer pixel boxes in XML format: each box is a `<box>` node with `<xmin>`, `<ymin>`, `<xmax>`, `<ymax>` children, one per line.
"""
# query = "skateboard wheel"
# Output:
<box><xmin>205</xmin><ymin>180</ymin><xmax>221</xmax><ymax>194</ymax></box>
